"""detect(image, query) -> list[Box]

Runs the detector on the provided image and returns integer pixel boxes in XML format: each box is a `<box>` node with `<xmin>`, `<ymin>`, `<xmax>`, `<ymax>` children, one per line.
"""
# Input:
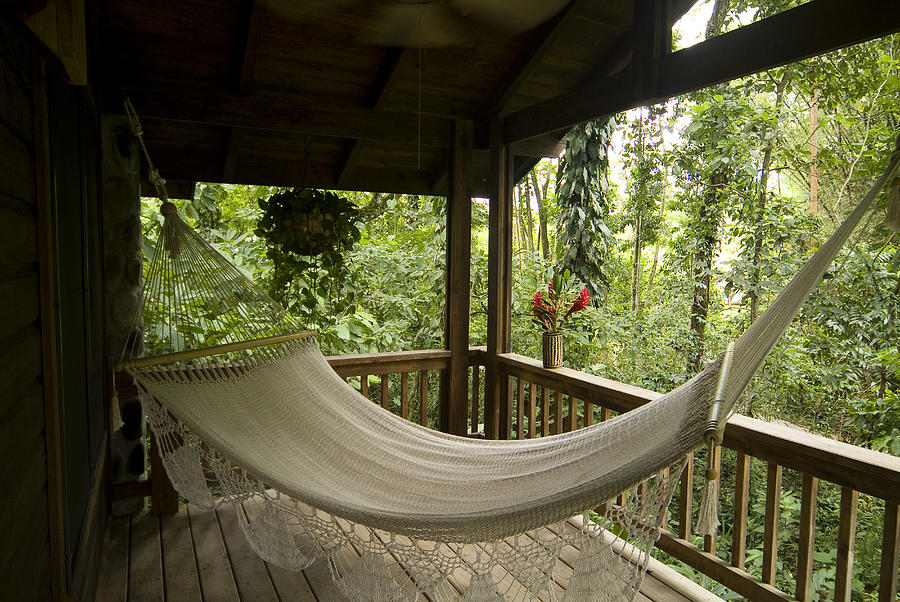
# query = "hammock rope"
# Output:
<box><xmin>121</xmin><ymin>113</ymin><xmax>899</xmax><ymax>600</ymax></box>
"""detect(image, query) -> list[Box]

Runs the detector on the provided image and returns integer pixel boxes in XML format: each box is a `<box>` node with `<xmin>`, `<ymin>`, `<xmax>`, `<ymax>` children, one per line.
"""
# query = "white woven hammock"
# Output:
<box><xmin>121</xmin><ymin>137</ymin><xmax>899</xmax><ymax>601</ymax></box>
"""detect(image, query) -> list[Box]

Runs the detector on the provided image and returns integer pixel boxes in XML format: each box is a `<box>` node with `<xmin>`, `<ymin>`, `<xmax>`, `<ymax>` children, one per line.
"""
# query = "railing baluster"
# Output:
<box><xmin>732</xmin><ymin>452</ymin><xmax>751</xmax><ymax>570</ymax></box>
<box><xmin>679</xmin><ymin>452</ymin><xmax>693</xmax><ymax>539</ymax></box>
<box><xmin>795</xmin><ymin>473</ymin><xmax>818</xmax><ymax>602</ymax></box>
<box><xmin>541</xmin><ymin>387</ymin><xmax>550</xmax><ymax>437</ymax></box>
<box><xmin>880</xmin><ymin>501</ymin><xmax>900</xmax><ymax>602</ymax></box>
<box><xmin>516</xmin><ymin>378</ymin><xmax>525</xmax><ymax>439</ymax></box>
<box><xmin>527</xmin><ymin>381</ymin><xmax>536</xmax><ymax>438</ymax></box>
<box><xmin>553</xmin><ymin>390</ymin><xmax>562</xmax><ymax>435</ymax></box>
<box><xmin>470</xmin><ymin>366</ymin><xmax>480</xmax><ymax>434</ymax></box>
<box><xmin>600</xmin><ymin>406</ymin><xmax>610</xmax><ymax>422</ymax></box>
<box><xmin>762</xmin><ymin>463</ymin><xmax>783</xmax><ymax>585</ymax></box>
<box><xmin>567</xmin><ymin>397</ymin><xmax>577</xmax><ymax>432</ymax></box>
<box><xmin>834</xmin><ymin>487</ymin><xmax>859</xmax><ymax>601</ymax></box>
<box><xmin>360</xmin><ymin>373</ymin><xmax>369</xmax><ymax>398</ymax></box>
<box><xmin>584</xmin><ymin>400</ymin><xmax>593</xmax><ymax>427</ymax></box>
<box><xmin>400</xmin><ymin>372</ymin><xmax>409</xmax><ymax>419</ymax></box>
<box><xmin>381</xmin><ymin>375</ymin><xmax>389</xmax><ymax>411</ymax></box>
<box><xmin>419</xmin><ymin>370</ymin><xmax>428</xmax><ymax>427</ymax></box>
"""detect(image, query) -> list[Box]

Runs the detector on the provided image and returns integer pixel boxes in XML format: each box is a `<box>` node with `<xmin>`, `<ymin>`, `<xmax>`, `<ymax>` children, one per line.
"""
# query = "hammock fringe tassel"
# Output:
<box><xmin>696</xmin><ymin>472</ymin><xmax>720</xmax><ymax>538</ymax></box>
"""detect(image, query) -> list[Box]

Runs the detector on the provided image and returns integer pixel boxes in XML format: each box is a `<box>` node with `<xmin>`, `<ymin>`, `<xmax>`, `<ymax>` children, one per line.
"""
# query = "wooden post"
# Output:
<box><xmin>441</xmin><ymin>119</ymin><xmax>472</xmax><ymax>436</ymax></box>
<box><xmin>485</xmin><ymin>118</ymin><xmax>513</xmax><ymax>440</ymax></box>
<box><xmin>632</xmin><ymin>0</ymin><xmax>671</xmax><ymax>101</ymax></box>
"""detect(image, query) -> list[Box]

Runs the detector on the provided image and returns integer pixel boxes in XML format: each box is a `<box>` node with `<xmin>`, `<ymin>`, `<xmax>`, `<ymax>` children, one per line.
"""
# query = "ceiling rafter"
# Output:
<box><xmin>131</xmin><ymin>87</ymin><xmax>455</xmax><ymax>148</ymax></box>
<box><xmin>503</xmin><ymin>0</ymin><xmax>900</xmax><ymax>143</ymax></box>
<box><xmin>336</xmin><ymin>46</ymin><xmax>413</xmax><ymax>188</ymax></box>
<box><xmin>237</xmin><ymin>0</ymin><xmax>265</xmax><ymax>94</ymax></box>
<box><xmin>222</xmin><ymin>1</ymin><xmax>266</xmax><ymax>182</ymax></box>
<box><xmin>475</xmin><ymin>0</ymin><xmax>587</xmax><ymax>123</ymax></box>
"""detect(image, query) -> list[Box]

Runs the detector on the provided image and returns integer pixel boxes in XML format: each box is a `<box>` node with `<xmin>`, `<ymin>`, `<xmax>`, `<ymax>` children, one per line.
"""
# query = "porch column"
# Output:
<box><xmin>441</xmin><ymin>119</ymin><xmax>473</xmax><ymax>436</ymax></box>
<box><xmin>485</xmin><ymin>118</ymin><xmax>513</xmax><ymax>440</ymax></box>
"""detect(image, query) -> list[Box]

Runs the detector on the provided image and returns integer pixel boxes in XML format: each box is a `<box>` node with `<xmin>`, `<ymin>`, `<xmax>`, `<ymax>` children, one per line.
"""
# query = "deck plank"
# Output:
<box><xmin>129</xmin><ymin>511</ymin><xmax>164</xmax><ymax>602</ymax></box>
<box><xmin>160</xmin><ymin>506</ymin><xmax>202</xmax><ymax>600</ymax></box>
<box><xmin>238</xmin><ymin>502</ymin><xmax>318</xmax><ymax>601</ymax></box>
<box><xmin>96</xmin><ymin>503</ymin><xmax>721</xmax><ymax>601</ymax></box>
<box><xmin>94</xmin><ymin>515</ymin><xmax>129</xmax><ymax>602</ymax></box>
<box><xmin>215</xmin><ymin>506</ymin><xmax>279</xmax><ymax>601</ymax></box>
<box><xmin>186</xmin><ymin>504</ymin><xmax>240</xmax><ymax>601</ymax></box>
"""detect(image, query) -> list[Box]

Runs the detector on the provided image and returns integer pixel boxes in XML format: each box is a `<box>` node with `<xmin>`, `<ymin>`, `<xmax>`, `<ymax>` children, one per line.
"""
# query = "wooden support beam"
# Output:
<box><xmin>484</xmin><ymin>119</ymin><xmax>513</xmax><ymax>440</ymax></box>
<box><xmin>441</xmin><ymin>119</ymin><xmax>472</xmax><ymax>437</ymax></box>
<box><xmin>632</xmin><ymin>0</ymin><xmax>671</xmax><ymax>100</ymax></box>
<box><xmin>236</xmin><ymin>0</ymin><xmax>265</xmax><ymax>93</ymax></box>
<box><xmin>130</xmin><ymin>88</ymin><xmax>454</xmax><ymax>148</ymax></box>
<box><xmin>504</xmin><ymin>0</ymin><xmax>900</xmax><ymax>143</ymax></box>
<box><xmin>475</xmin><ymin>0</ymin><xmax>586</xmax><ymax>122</ymax></box>
<box><xmin>140</xmin><ymin>178</ymin><xmax>194</xmax><ymax>200</ymax></box>
<box><xmin>335</xmin><ymin>48</ymin><xmax>411</xmax><ymax>187</ymax></box>
<box><xmin>222</xmin><ymin>127</ymin><xmax>244</xmax><ymax>182</ymax></box>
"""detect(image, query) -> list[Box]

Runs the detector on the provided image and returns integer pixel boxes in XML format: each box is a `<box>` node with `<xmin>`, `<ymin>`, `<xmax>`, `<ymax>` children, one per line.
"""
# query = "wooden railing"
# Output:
<box><xmin>323</xmin><ymin>347</ymin><xmax>900</xmax><ymax>601</ymax></box>
<box><xmin>489</xmin><ymin>352</ymin><xmax>900</xmax><ymax>602</ymax></box>
<box><xmin>327</xmin><ymin>349</ymin><xmax>451</xmax><ymax>429</ymax></box>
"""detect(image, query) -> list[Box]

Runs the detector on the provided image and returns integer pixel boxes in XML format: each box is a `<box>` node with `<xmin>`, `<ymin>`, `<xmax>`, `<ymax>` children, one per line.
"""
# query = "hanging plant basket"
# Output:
<box><xmin>256</xmin><ymin>188</ymin><xmax>360</xmax><ymax>256</ymax></box>
<box><xmin>542</xmin><ymin>331</ymin><xmax>563</xmax><ymax>369</ymax></box>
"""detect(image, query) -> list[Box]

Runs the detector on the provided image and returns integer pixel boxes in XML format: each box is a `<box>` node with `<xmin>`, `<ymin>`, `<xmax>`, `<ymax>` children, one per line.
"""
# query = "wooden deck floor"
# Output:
<box><xmin>93</xmin><ymin>504</ymin><xmax>721</xmax><ymax>602</ymax></box>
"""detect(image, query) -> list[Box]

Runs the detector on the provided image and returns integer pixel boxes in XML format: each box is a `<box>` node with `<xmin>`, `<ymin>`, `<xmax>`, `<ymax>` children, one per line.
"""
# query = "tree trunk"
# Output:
<box><xmin>531</xmin><ymin>169</ymin><xmax>551</xmax><ymax>260</ymax></box>
<box><xmin>689</xmin><ymin>0</ymin><xmax>730</xmax><ymax>374</ymax></box>
<box><xmin>631</xmin><ymin>209</ymin><xmax>643</xmax><ymax>313</ymax></box>
<box><xmin>810</xmin><ymin>88</ymin><xmax>819</xmax><ymax>216</ymax></box>
<box><xmin>750</xmin><ymin>66</ymin><xmax>792</xmax><ymax>324</ymax></box>
<box><xmin>523</xmin><ymin>177</ymin><xmax>535</xmax><ymax>251</ymax></box>
<box><xmin>647</xmin><ymin>169</ymin><xmax>666</xmax><ymax>291</ymax></box>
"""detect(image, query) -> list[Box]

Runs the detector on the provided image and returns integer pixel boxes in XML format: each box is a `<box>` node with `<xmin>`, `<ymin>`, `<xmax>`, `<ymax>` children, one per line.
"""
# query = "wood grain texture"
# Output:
<box><xmin>761</xmin><ymin>463</ymin><xmax>782</xmax><ymax>585</ymax></box>
<box><xmin>187</xmin><ymin>504</ymin><xmax>240</xmax><ymax>601</ymax></box>
<box><xmin>160</xmin><ymin>507</ymin><xmax>202</xmax><ymax>600</ymax></box>
<box><xmin>794</xmin><ymin>474</ymin><xmax>819</xmax><ymax>602</ymax></box>
<box><xmin>731</xmin><ymin>452</ymin><xmax>751</xmax><ymax>570</ymax></box>
<box><xmin>833</xmin><ymin>487</ymin><xmax>859</xmax><ymax>602</ymax></box>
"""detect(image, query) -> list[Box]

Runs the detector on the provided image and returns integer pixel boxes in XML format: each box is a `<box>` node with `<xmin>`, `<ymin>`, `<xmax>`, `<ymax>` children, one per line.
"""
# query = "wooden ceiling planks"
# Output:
<box><xmin>102</xmin><ymin>0</ymin><xmax>631</xmax><ymax>193</ymax></box>
<box><xmin>100</xmin><ymin>0</ymin><xmax>898</xmax><ymax>196</ymax></box>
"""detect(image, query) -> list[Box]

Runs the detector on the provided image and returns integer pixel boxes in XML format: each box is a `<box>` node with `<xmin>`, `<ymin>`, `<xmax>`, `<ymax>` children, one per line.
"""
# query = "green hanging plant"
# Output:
<box><xmin>255</xmin><ymin>188</ymin><xmax>361</xmax><ymax>256</ymax></box>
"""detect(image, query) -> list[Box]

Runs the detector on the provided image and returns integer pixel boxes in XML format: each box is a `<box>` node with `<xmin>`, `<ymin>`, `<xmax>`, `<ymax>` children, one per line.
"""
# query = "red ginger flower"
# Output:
<box><xmin>565</xmin><ymin>288</ymin><xmax>590</xmax><ymax>318</ymax></box>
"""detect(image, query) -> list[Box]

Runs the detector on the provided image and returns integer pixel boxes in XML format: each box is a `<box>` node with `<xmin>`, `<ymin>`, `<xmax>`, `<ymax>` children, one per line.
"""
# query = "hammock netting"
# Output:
<box><xmin>121</xmin><ymin>138</ymin><xmax>900</xmax><ymax>601</ymax></box>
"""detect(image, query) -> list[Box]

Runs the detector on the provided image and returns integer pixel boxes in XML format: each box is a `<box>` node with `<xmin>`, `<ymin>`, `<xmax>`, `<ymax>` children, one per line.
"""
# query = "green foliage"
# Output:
<box><xmin>556</xmin><ymin>115</ymin><xmax>617</xmax><ymax>300</ymax></box>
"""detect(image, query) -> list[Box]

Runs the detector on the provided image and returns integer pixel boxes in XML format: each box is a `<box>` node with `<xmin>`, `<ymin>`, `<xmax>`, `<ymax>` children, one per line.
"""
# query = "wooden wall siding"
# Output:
<box><xmin>0</xmin><ymin>15</ymin><xmax>51</xmax><ymax>601</ymax></box>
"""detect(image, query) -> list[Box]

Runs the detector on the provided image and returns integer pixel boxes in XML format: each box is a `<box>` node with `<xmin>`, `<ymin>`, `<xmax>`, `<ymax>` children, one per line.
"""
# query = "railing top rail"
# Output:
<box><xmin>326</xmin><ymin>349</ymin><xmax>450</xmax><ymax>376</ymax></box>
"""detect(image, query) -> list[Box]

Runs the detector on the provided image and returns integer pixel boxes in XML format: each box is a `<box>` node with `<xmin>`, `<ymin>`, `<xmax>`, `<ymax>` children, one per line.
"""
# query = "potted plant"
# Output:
<box><xmin>531</xmin><ymin>270</ymin><xmax>590</xmax><ymax>368</ymax></box>
<box><xmin>256</xmin><ymin>187</ymin><xmax>360</xmax><ymax>256</ymax></box>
